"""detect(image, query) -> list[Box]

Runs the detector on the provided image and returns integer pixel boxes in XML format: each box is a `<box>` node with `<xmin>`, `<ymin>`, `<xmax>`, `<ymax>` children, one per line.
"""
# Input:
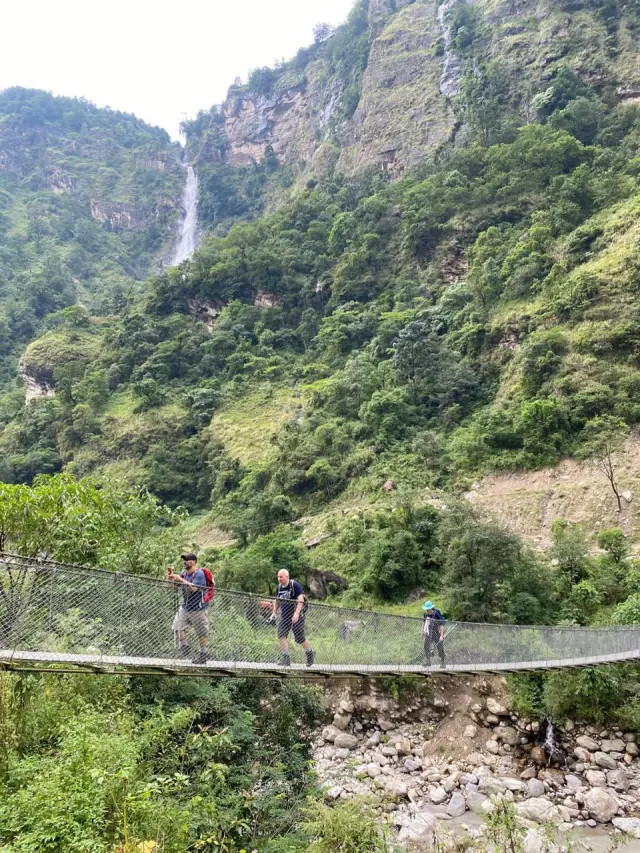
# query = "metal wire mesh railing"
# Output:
<box><xmin>0</xmin><ymin>553</ymin><xmax>638</xmax><ymax>675</ymax></box>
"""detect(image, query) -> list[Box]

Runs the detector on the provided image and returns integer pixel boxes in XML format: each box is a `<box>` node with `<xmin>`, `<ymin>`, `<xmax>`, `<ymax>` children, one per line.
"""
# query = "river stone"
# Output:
<box><xmin>486</xmin><ymin>739</ymin><xmax>500</xmax><ymax>754</ymax></box>
<box><xmin>586</xmin><ymin>769</ymin><xmax>607</xmax><ymax>787</ymax></box>
<box><xmin>467</xmin><ymin>791</ymin><xmax>491</xmax><ymax>815</ymax></box>
<box><xmin>516</xmin><ymin>797</ymin><xmax>559</xmax><ymax>824</ymax></box>
<box><xmin>565</xmin><ymin>774</ymin><xmax>582</xmax><ymax>792</ymax></box>
<box><xmin>577</xmin><ymin>735</ymin><xmax>600</xmax><ymax>752</ymax></box>
<box><xmin>496</xmin><ymin>726</ymin><xmax>519</xmax><ymax>746</ymax></box>
<box><xmin>594</xmin><ymin>751</ymin><xmax>617</xmax><ymax>770</ymax></box>
<box><xmin>584</xmin><ymin>787</ymin><xmax>618</xmax><ymax>823</ymax></box>
<box><xmin>333</xmin><ymin>713</ymin><xmax>351</xmax><ymax>731</ymax></box>
<box><xmin>486</xmin><ymin>697</ymin><xmax>509</xmax><ymax>715</ymax></box>
<box><xmin>447</xmin><ymin>791</ymin><xmax>466</xmax><ymax>817</ymax></box>
<box><xmin>430</xmin><ymin>786</ymin><xmax>448</xmax><ymax>804</ymax></box>
<box><xmin>574</xmin><ymin>746</ymin><xmax>590</xmax><ymax>762</ymax></box>
<box><xmin>606</xmin><ymin>769</ymin><xmax>629</xmax><ymax>791</ymax></box>
<box><xmin>334</xmin><ymin>733</ymin><xmax>358</xmax><ymax>750</ymax></box>
<box><xmin>527</xmin><ymin>779</ymin><xmax>546</xmax><ymax>798</ymax></box>
<box><xmin>612</xmin><ymin>817</ymin><xmax>640</xmax><ymax>838</ymax></box>
<box><xmin>398</xmin><ymin>812</ymin><xmax>437</xmax><ymax>842</ymax></box>
<box><xmin>601</xmin><ymin>738</ymin><xmax>626</xmax><ymax>753</ymax></box>
<box><xmin>322</xmin><ymin>725</ymin><xmax>342</xmax><ymax>743</ymax></box>
<box><xmin>381</xmin><ymin>745</ymin><xmax>397</xmax><ymax>757</ymax></box>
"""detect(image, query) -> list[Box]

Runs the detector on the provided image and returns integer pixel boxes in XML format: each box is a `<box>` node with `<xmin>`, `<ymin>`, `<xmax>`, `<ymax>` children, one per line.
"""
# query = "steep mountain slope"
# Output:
<box><xmin>185</xmin><ymin>0</ymin><xmax>640</xmax><ymax>231</ymax></box>
<box><xmin>0</xmin><ymin>87</ymin><xmax>185</xmax><ymax>391</ymax></box>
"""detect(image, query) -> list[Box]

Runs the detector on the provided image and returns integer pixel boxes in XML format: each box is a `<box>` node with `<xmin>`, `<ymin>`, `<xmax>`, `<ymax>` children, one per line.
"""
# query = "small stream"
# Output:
<box><xmin>437</xmin><ymin>0</ymin><xmax>463</xmax><ymax>98</ymax></box>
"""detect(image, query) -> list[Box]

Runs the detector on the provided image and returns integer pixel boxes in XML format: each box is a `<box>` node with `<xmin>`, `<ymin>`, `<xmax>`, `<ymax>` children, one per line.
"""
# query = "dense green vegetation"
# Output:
<box><xmin>0</xmin><ymin>87</ymin><xmax>184</xmax><ymax>391</ymax></box>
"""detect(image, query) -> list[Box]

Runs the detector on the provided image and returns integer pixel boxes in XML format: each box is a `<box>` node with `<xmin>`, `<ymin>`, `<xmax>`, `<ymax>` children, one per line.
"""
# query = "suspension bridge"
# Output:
<box><xmin>0</xmin><ymin>554</ymin><xmax>638</xmax><ymax>679</ymax></box>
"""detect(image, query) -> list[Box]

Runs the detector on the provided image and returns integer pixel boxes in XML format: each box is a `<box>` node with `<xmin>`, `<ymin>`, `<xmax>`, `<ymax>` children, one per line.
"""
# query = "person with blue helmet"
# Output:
<box><xmin>422</xmin><ymin>600</ymin><xmax>445</xmax><ymax>668</ymax></box>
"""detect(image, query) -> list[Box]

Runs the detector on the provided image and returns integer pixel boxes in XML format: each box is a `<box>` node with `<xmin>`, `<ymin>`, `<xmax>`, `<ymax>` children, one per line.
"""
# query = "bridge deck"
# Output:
<box><xmin>1</xmin><ymin>554</ymin><xmax>638</xmax><ymax>678</ymax></box>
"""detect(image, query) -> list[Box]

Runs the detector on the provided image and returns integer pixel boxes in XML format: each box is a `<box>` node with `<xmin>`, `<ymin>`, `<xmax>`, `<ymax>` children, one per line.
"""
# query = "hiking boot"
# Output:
<box><xmin>281</xmin><ymin>652</ymin><xmax>291</xmax><ymax>667</ymax></box>
<box><xmin>306</xmin><ymin>648</ymin><xmax>315</xmax><ymax>667</ymax></box>
<box><xmin>175</xmin><ymin>645</ymin><xmax>190</xmax><ymax>659</ymax></box>
<box><xmin>192</xmin><ymin>650</ymin><xmax>207</xmax><ymax>665</ymax></box>
<box><xmin>439</xmin><ymin>661</ymin><xmax>446</xmax><ymax>669</ymax></box>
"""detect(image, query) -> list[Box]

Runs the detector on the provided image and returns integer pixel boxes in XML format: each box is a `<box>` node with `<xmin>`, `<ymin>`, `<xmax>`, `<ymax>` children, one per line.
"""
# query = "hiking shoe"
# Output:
<box><xmin>281</xmin><ymin>653</ymin><xmax>291</xmax><ymax>667</ymax></box>
<box><xmin>439</xmin><ymin>661</ymin><xmax>446</xmax><ymax>669</ymax></box>
<box><xmin>192</xmin><ymin>650</ymin><xmax>207</xmax><ymax>665</ymax></box>
<box><xmin>175</xmin><ymin>645</ymin><xmax>191</xmax><ymax>659</ymax></box>
<box><xmin>306</xmin><ymin>648</ymin><xmax>315</xmax><ymax>667</ymax></box>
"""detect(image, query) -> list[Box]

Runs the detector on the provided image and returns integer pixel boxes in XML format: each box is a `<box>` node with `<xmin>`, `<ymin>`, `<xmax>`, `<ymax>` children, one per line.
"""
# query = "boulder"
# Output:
<box><xmin>366</xmin><ymin>731</ymin><xmax>381</xmax><ymax>748</ymax></box>
<box><xmin>486</xmin><ymin>697</ymin><xmax>510</xmax><ymax>715</ymax></box>
<box><xmin>594</xmin><ymin>752</ymin><xmax>617</xmax><ymax>770</ymax></box>
<box><xmin>466</xmin><ymin>791</ymin><xmax>491</xmax><ymax>815</ymax></box>
<box><xmin>322</xmin><ymin>725</ymin><xmax>342</xmax><ymax>743</ymax></box>
<box><xmin>531</xmin><ymin>746</ymin><xmax>547</xmax><ymax>765</ymax></box>
<box><xmin>601</xmin><ymin>739</ymin><xmax>626</xmax><ymax>753</ymax></box>
<box><xmin>447</xmin><ymin>791</ymin><xmax>466</xmax><ymax>817</ymax></box>
<box><xmin>464</xmin><ymin>724</ymin><xmax>477</xmax><ymax>739</ymax></box>
<box><xmin>584</xmin><ymin>787</ymin><xmax>619</xmax><ymax>823</ymax></box>
<box><xmin>378</xmin><ymin>719</ymin><xmax>395</xmax><ymax>732</ymax></box>
<box><xmin>574</xmin><ymin>747</ymin><xmax>590</xmax><ymax>762</ymax></box>
<box><xmin>565</xmin><ymin>774</ymin><xmax>582</xmax><ymax>792</ymax></box>
<box><xmin>398</xmin><ymin>812</ymin><xmax>437</xmax><ymax>842</ymax></box>
<box><xmin>430</xmin><ymin>786</ymin><xmax>448</xmax><ymax>804</ymax></box>
<box><xmin>606</xmin><ymin>769</ymin><xmax>629</xmax><ymax>791</ymax></box>
<box><xmin>612</xmin><ymin>817</ymin><xmax>640</xmax><ymax>838</ymax></box>
<box><xmin>626</xmin><ymin>742</ymin><xmax>639</xmax><ymax>757</ymax></box>
<box><xmin>381</xmin><ymin>746</ymin><xmax>397</xmax><ymax>757</ymax></box>
<box><xmin>585</xmin><ymin>769</ymin><xmax>607</xmax><ymax>787</ymax></box>
<box><xmin>486</xmin><ymin>740</ymin><xmax>500</xmax><ymax>754</ymax></box>
<box><xmin>527</xmin><ymin>779</ymin><xmax>546</xmax><ymax>798</ymax></box>
<box><xmin>334</xmin><ymin>733</ymin><xmax>358</xmax><ymax>750</ymax></box>
<box><xmin>496</xmin><ymin>726</ymin><xmax>519</xmax><ymax>746</ymax></box>
<box><xmin>516</xmin><ymin>798</ymin><xmax>559</xmax><ymax>824</ymax></box>
<box><xmin>333</xmin><ymin>713</ymin><xmax>351</xmax><ymax>731</ymax></box>
<box><xmin>577</xmin><ymin>735</ymin><xmax>600</xmax><ymax>752</ymax></box>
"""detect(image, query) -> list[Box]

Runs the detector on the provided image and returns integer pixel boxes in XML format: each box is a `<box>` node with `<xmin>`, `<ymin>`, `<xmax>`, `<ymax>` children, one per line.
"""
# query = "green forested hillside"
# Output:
<box><xmin>0</xmin><ymin>87</ymin><xmax>184</xmax><ymax>394</ymax></box>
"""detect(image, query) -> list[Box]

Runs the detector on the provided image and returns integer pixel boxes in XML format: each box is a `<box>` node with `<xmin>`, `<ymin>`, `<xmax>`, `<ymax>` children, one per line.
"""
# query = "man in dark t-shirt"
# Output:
<box><xmin>272</xmin><ymin>569</ymin><xmax>315</xmax><ymax>667</ymax></box>
<box><xmin>422</xmin><ymin>600</ymin><xmax>446</xmax><ymax>668</ymax></box>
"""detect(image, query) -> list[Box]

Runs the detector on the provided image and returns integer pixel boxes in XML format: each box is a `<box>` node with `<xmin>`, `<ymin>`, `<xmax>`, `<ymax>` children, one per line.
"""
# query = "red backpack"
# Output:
<box><xmin>202</xmin><ymin>568</ymin><xmax>216</xmax><ymax>604</ymax></box>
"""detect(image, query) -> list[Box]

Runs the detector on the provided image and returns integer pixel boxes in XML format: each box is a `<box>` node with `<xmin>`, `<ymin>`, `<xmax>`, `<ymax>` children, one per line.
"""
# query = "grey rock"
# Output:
<box><xmin>516</xmin><ymin>798</ymin><xmax>559</xmax><ymax>824</ymax></box>
<box><xmin>334</xmin><ymin>748</ymin><xmax>350</xmax><ymax>759</ymax></box>
<box><xmin>333</xmin><ymin>713</ymin><xmax>351</xmax><ymax>731</ymax></box>
<box><xmin>365</xmin><ymin>731</ymin><xmax>381</xmax><ymax>748</ymax></box>
<box><xmin>378</xmin><ymin>718</ymin><xmax>395</xmax><ymax>732</ymax></box>
<box><xmin>460</xmin><ymin>773</ymin><xmax>478</xmax><ymax>785</ymax></box>
<box><xmin>325</xmin><ymin>785</ymin><xmax>343</xmax><ymax>800</ymax></box>
<box><xmin>322</xmin><ymin>725</ymin><xmax>342</xmax><ymax>743</ymax></box>
<box><xmin>520</xmin><ymin>766</ymin><xmax>537</xmax><ymax>780</ymax></box>
<box><xmin>430</xmin><ymin>786</ymin><xmax>448</xmax><ymax>804</ymax></box>
<box><xmin>577</xmin><ymin>735</ymin><xmax>600</xmax><ymax>752</ymax></box>
<box><xmin>334</xmin><ymin>733</ymin><xmax>358</xmax><ymax>750</ymax></box>
<box><xmin>496</xmin><ymin>726</ymin><xmax>520</xmax><ymax>746</ymax></box>
<box><xmin>447</xmin><ymin>791</ymin><xmax>466</xmax><ymax>817</ymax></box>
<box><xmin>367</xmin><ymin>763</ymin><xmax>381</xmax><ymax>778</ymax></box>
<box><xmin>601</xmin><ymin>739</ymin><xmax>626</xmax><ymax>753</ymax></box>
<box><xmin>486</xmin><ymin>739</ymin><xmax>500</xmax><ymax>754</ymax></box>
<box><xmin>565</xmin><ymin>774</ymin><xmax>582</xmax><ymax>792</ymax></box>
<box><xmin>606</xmin><ymin>769</ymin><xmax>629</xmax><ymax>791</ymax></box>
<box><xmin>612</xmin><ymin>817</ymin><xmax>640</xmax><ymax>838</ymax></box>
<box><xmin>594</xmin><ymin>752</ymin><xmax>617</xmax><ymax>770</ymax></box>
<box><xmin>404</xmin><ymin>758</ymin><xmax>421</xmax><ymax>772</ymax></box>
<box><xmin>586</xmin><ymin>770</ymin><xmax>607</xmax><ymax>787</ymax></box>
<box><xmin>624</xmin><ymin>733</ymin><xmax>637</xmax><ymax>743</ymax></box>
<box><xmin>381</xmin><ymin>745</ymin><xmax>397</xmax><ymax>757</ymax></box>
<box><xmin>527</xmin><ymin>779</ymin><xmax>546</xmax><ymax>798</ymax></box>
<box><xmin>464</xmin><ymin>724</ymin><xmax>477</xmax><ymax>738</ymax></box>
<box><xmin>486</xmin><ymin>697</ymin><xmax>509</xmax><ymax>715</ymax></box>
<box><xmin>574</xmin><ymin>746</ymin><xmax>590</xmax><ymax>762</ymax></box>
<box><xmin>466</xmin><ymin>791</ymin><xmax>490</xmax><ymax>815</ymax></box>
<box><xmin>584</xmin><ymin>787</ymin><xmax>619</xmax><ymax>823</ymax></box>
<box><xmin>626</xmin><ymin>742</ymin><xmax>639</xmax><ymax>757</ymax></box>
<box><xmin>397</xmin><ymin>812</ymin><xmax>436</xmax><ymax>842</ymax></box>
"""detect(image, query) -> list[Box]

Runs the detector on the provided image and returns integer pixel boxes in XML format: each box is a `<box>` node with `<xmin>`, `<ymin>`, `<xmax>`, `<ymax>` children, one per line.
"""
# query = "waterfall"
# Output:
<box><xmin>171</xmin><ymin>164</ymin><xmax>198</xmax><ymax>265</ymax></box>
<box><xmin>437</xmin><ymin>0</ymin><xmax>463</xmax><ymax>98</ymax></box>
<box><xmin>542</xmin><ymin>717</ymin><xmax>566</xmax><ymax>767</ymax></box>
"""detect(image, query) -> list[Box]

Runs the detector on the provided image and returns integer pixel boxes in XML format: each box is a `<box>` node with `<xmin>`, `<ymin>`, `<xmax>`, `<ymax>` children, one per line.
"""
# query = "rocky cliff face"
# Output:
<box><xmin>201</xmin><ymin>0</ymin><xmax>640</xmax><ymax>187</ymax></box>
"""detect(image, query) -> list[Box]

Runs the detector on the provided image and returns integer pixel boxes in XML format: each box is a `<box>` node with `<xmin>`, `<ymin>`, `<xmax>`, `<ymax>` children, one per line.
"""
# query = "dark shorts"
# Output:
<box><xmin>278</xmin><ymin>615</ymin><xmax>306</xmax><ymax>644</ymax></box>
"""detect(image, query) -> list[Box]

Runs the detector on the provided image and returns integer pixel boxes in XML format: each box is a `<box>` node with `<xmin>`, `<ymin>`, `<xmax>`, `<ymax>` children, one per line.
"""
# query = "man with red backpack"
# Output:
<box><xmin>167</xmin><ymin>553</ymin><xmax>215</xmax><ymax>665</ymax></box>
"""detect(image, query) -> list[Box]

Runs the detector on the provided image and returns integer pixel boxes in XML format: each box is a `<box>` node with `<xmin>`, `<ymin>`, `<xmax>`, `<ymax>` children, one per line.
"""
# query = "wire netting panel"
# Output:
<box><xmin>0</xmin><ymin>554</ymin><xmax>638</xmax><ymax>672</ymax></box>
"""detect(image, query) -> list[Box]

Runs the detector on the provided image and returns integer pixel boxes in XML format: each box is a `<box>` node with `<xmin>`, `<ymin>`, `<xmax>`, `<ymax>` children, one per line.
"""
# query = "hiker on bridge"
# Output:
<box><xmin>272</xmin><ymin>569</ymin><xmax>315</xmax><ymax>667</ymax></box>
<box><xmin>423</xmin><ymin>600</ymin><xmax>446</xmax><ymax>668</ymax></box>
<box><xmin>167</xmin><ymin>553</ymin><xmax>211</xmax><ymax>665</ymax></box>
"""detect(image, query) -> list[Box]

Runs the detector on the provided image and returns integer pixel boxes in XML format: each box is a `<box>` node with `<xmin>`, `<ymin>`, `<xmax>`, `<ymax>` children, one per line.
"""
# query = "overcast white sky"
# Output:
<box><xmin>0</xmin><ymin>0</ymin><xmax>355</xmax><ymax>139</ymax></box>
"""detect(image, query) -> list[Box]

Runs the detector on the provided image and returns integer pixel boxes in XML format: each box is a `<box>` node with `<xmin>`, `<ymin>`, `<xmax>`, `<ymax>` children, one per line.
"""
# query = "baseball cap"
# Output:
<box><xmin>181</xmin><ymin>553</ymin><xmax>197</xmax><ymax>562</ymax></box>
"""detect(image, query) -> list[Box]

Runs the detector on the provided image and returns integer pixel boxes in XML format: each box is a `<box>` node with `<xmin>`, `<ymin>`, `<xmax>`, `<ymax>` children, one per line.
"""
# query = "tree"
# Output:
<box><xmin>550</xmin><ymin>519</ymin><xmax>589</xmax><ymax>592</ymax></box>
<box><xmin>580</xmin><ymin>415</ymin><xmax>630</xmax><ymax>512</ymax></box>
<box><xmin>313</xmin><ymin>22</ymin><xmax>334</xmax><ymax>44</ymax></box>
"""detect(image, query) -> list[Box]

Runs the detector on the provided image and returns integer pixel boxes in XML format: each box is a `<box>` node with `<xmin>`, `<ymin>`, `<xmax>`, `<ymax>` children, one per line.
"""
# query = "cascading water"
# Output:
<box><xmin>437</xmin><ymin>0</ymin><xmax>463</xmax><ymax>98</ymax></box>
<box><xmin>542</xmin><ymin>717</ymin><xmax>566</xmax><ymax>767</ymax></box>
<box><xmin>171</xmin><ymin>164</ymin><xmax>199</xmax><ymax>265</ymax></box>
